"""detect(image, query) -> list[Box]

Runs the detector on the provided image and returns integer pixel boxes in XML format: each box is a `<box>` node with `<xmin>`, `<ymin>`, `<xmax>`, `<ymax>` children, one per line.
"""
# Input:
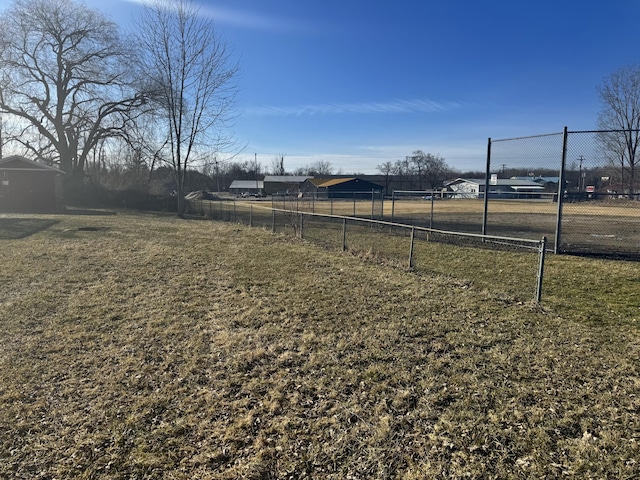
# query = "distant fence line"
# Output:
<box><xmin>271</xmin><ymin>190</ymin><xmax>384</xmax><ymax>220</ymax></box>
<box><xmin>191</xmin><ymin>199</ymin><xmax>548</xmax><ymax>303</ymax></box>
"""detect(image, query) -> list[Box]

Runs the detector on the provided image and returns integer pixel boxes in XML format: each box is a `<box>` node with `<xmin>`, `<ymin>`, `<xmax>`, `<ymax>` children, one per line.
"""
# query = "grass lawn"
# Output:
<box><xmin>1</xmin><ymin>212</ymin><xmax>639</xmax><ymax>479</ymax></box>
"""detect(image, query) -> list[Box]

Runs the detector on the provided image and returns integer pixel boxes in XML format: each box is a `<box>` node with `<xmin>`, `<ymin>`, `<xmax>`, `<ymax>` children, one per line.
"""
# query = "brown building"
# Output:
<box><xmin>0</xmin><ymin>156</ymin><xmax>65</xmax><ymax>212</ymax></box>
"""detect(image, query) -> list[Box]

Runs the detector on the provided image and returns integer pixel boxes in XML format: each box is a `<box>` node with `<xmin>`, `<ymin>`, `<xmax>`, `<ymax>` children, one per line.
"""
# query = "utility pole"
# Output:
<box><xmin>254</xmin><ymin>153</ymin><xmax>259</xmax><ymax>193</ymax></box>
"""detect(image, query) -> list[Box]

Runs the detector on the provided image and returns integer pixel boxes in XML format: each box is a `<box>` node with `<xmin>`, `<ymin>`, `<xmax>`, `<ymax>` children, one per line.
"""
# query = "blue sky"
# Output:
<box><xmin>3</xmin><ymin>0</ymin><xmax>640</xmax><ymax>173</ymax></box>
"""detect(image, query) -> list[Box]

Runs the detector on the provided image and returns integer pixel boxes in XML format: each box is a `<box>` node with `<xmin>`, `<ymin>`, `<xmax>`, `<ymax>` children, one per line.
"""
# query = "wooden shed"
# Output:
<box><xmin>0</xmin><ymin>156</ymin><xmax>65</xmax><ymax>212</ymax></box>
<box><xmin>263</xmin><ymin>175</ymin><xmax>312</xmax><ymax>195</ymax></box>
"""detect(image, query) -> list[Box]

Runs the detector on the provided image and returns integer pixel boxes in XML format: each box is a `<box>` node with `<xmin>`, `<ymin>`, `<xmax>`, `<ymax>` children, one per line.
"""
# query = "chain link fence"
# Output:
<box><xmin>487</xmin><ymin>133</ymin><xmax>564</xmax><ymax>251</ymax></box>
<box><xmin>560</xmin><ymin>130</ymin><xmax>640</xmax><ymax>257</ymax></box>
<box><xmin>188</xmin><ymin>126</ymin><xmax>638</xmax><ymax>263</ymax></box>
<box><xmin>389</xmin><ymin>190</ymin><xmax>485</xmax><ymax>235</ymax></box>
<box><xmin>270</xmin><ymin>190</ymin><xmax>384</xmax><ymax>220</ymax></box>
<box><xmin>378</xmin><ymin>128</ymin><xmax>638</xmax><ymax>259</ymax></box>
<box><xmin>488</xmin><ymin>129</ymin><xmax>640</xmax><ymax>259</ymax></box>
<box><xmin>189</xmin><ymin>198</ymin><xmax>548</xmax><ymax>302</ymax></box>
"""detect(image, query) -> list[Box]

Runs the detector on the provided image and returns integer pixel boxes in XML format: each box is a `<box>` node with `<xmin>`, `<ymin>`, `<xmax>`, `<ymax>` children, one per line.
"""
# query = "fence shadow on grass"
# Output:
<box><xmin>0</xmin><ymin>218</ymin><xmax>60</xmax><ymax>240</ymax></box>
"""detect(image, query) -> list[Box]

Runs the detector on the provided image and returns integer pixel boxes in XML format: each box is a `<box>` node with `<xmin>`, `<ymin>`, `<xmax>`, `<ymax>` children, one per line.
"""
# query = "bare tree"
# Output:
<box><xmin>422</xmin><ymin>153</ymin><xmax>450</xmax><ymax>189</ymax></box>
<box><xmin>0</xmin><ymin>0</ymin><xmax>144</xmax><ymax>179</ymax></box>
<box><xmin>0</xmin><ymin>114</ymin><xmax>23</xmax><ymax>159</ymax></box>
<box><xmin>376</xmin><ymin>160</ymin><xmax>393</xmax><ymax>193</ymax></box>
<box><xmin>392</xmin><ymin>158</ymin><xmax>410</xmax><ymax>190</ymax></box>
<box><xmin>116</xmin><ymin>110</ymin><xmax>170</xmax><ymax>186</ymax></box>
<box><xmin>406</xmin><ymin>151</ymin><xmax>450</xmax><ymax>190</ymax></box>
<box><xmin>136</xmin><ymin>0</ymin><xmax>238</xmax><ymax>216</ymax></box>
<box><xmin>304</xmin><ymin>160</ymin><xmax>333</xmax><ymax>176</ymax></box>
<box><xmin>269</xmin><ymin>154</ymin><xmax>286</xmax><ymax>175</ymax></box>
<box><xmin>597</xmin><ymin>65</ymin><xmax>640</xmax><ymax>195</ymax></box>
<box><xmin>407</xmin><ymin>151</ymin><xmax>427</xmax><ymax>190</ymax></box>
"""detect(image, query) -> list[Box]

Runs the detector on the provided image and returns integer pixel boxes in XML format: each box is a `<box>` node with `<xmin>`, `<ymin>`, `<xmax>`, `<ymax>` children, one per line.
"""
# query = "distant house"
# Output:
<box><xmin>263</xmin><ymin>175</ymin><xmax>312</xmax><ymax>195</ymax></box>
<box><xmin>229</xmin><ymin>180</ymin><xmax>264</xmax><ymax>196</ymax></box>
<box><xmin>301</xmin><ymin>177</ymin><xmax>384</xmax><ymax>198</ymax></box>
<box><xmin>0</xmin><ymin>156</ymin><xmax>65</xmax><ymax>212</ymax></box>
<box><xmin>444</xmin><ymin>178</ymin><xmax>546</xmax><ymax>199</ymax></box>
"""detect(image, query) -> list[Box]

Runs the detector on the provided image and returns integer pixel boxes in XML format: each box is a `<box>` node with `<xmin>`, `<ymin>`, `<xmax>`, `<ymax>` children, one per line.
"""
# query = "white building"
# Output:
<box><xmin>445</xmin><ymin>178</ymin><xmax>546</xmax><ymax>199</ymax></box>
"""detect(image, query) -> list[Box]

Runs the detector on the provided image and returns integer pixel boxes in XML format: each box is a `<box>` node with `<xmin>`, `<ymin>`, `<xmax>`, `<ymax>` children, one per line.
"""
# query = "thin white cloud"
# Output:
<box><xmin>232</xmin><ymin>138</ymin><xmax>486</xmax><ymax>175</ymax></box>
<box><xmin>244</xmin><ymin>99</ymin><xmax>463</xmax><ymax>116</ymax></box>
<box><xmin>120</xmin><ymin>0</ymin><xmax>309</xmax><ymax>33</ymax></box>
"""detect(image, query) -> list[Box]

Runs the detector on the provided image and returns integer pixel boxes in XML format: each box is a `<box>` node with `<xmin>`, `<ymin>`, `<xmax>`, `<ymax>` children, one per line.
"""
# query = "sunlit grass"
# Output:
<box><xmin>1</xmin><ymin>212</ymin><xmax>639</xmax><ymax>478</ymax></box>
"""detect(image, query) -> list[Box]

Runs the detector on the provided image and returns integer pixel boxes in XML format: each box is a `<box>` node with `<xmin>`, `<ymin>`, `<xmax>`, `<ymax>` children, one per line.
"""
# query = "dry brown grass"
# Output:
<box><xmin>385</xmin><ymin>198</ymin><xmax>640</xmax><ymax>217</ymax></box>
<box><xmin>1</xmin><ymin>212</ymin><xmax>639</xmax><ymax>479</ymax></box>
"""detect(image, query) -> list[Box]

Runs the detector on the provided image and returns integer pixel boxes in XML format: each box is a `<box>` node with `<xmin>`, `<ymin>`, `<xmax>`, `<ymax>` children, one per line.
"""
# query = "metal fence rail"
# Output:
<box><xmin>191</xmin><ymin>199</ymin><xmax>547</xmax><ymax>303</ymax></box>
<box><xmin>271</xmin><ymin>190</ymin><xmax>384</xmax><ymax>220</ymax></box>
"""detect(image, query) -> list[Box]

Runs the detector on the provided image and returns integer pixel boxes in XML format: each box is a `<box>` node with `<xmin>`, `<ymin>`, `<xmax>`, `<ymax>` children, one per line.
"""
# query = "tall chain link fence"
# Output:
<box><xmin>489</xmin><ymin>129</ymin><xmax>640</xmax><ymax>259</ymax></box>
<box><xmin>380</xmin><ymin>128</ymin><xmax>638</xmax><ymax>259</ymax></box>
<box><xmin>561</xmin><ymin>130</ymin><xmax>640</xmax><ymax>257</ymax></box>
<box><xmin>488</xmin><ymin>133</ymin><xmax>564</xmax><ymax>251</ymax></box>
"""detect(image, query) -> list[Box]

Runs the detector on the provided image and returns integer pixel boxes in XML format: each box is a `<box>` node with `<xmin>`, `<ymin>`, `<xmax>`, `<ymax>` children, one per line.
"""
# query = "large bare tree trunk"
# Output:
<box><xmin>0</xmin><ymin>0</ymin><xmax>144</xmax><ymax>183</ymax></box>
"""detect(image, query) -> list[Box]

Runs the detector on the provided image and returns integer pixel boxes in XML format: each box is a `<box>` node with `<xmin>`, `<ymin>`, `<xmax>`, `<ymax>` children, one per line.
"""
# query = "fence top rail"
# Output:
<box><xmin>226</xmin><ymin>200</ymin><xmax>543</xmax><ymax>247</ymax></box>
<box><xmin>491</xmin><ymin>131</ymin><xmax>563</xmax><ymax>143</ymax></box>
<box><xmin>567</xmin><ymin>128</ymin><xmax>640</xmax><ymax>134</ymax></box>
<box><xmin>393</xmin><ymin>190</ymin><xmax>442</xmax><ymax>195</ymax></box>
<box><xmin>492</xmin><ymin>128</ymin><xmax>640</xmax><ymax>141</ymax></box>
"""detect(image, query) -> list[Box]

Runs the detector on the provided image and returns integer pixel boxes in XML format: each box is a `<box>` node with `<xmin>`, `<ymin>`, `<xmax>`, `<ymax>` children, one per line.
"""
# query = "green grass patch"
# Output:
<box><xmin>1</xmin><ymin>212</ymin><xmax>639</xmax><ymax>478</ymax></box>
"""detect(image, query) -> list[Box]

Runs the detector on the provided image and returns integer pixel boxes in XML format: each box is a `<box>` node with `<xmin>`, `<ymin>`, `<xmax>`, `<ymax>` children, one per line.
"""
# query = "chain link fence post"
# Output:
<box><xmin>342</xmin><ymin>217</ymin><xmax>347</xmax><ymax>251</ymax></box>
<box><xmin>408</xmin><ymin>226</ymin><xmax>415</xmax><ymax>269</ymax></box>
<box><xmin>391</xmin><ymin>190</ymin><xmax>396</xmax><ymax>224</ymax></box>
<box><xmin>536</xmin><ymin>236</ymin><xmax>547</xmax><ymax>303</ymax></box>
<box><xmin>482</xmin><ymin>137</ymin><xmax>491</xmax><ymax>238</ymax></box>
<box><xmin>555</xmin><ymin>127</ymin><xmax>568</xmax><ymax>253</ymax></box>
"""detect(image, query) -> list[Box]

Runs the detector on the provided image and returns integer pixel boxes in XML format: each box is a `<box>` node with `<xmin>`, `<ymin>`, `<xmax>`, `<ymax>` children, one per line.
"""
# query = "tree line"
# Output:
<box><xmin>376</xmin><ymin>151</ymin><xmax>456</xmax><ymax>192</ymax></box>
<box><xmin>0</xmin><ymin>0</ymin><xmax>238</xmax><ymax>216</ymax></box>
